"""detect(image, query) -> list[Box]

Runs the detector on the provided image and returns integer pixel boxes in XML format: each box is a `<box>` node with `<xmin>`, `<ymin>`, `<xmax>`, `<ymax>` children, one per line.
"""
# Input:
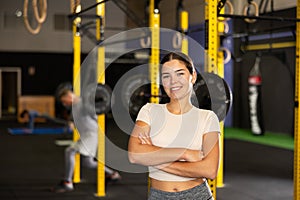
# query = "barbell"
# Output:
<box><xmin>121</xmin><ymin>72</ymin><xmax>232</xmax><ymax>121</ymax></box>
<box><xmin>85</xmin><ymin>83</ymin><xmax>112</xmax><ymax>115</ymax></box>
<box><xmin>193</xmin><ymin>72</ymin><xmax>232</xmax><ymax>121</ymax></box>
<box><xmin>56</xmin><ymin>72</ymin><xmax>232</xmax><ymax>121</ymax></box>
<box><xmin>55</xmin><ymin>82</ymin><xmax>112</xmax><ymax>115</ymax></box>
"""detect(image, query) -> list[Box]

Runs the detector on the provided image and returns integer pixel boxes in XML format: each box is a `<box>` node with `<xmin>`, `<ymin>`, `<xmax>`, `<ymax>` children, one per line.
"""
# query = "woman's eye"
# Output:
<box><xmin>162</xmin><ymin>75</ymin><xmax>170</xmax><ymax>79</ymax></box>
<box><xmin>177</xmin><ymin>72</ymin><xmax>185</xmax><ymax>77</ymax></box>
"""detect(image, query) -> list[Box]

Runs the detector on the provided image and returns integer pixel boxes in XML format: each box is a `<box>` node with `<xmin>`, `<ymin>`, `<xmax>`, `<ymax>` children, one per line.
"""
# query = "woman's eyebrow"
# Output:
<box><xmin>174</xmin><ymin>69</ymin><xmax>185</xmax><ymax>73</ymax></box>
<box><xmin>162</xmin><ymin>69</ymin><xmax>184</xmax><ymax>73</ymax></box>
<box><xmin>161</xmin><ymin>68</ymin><xmax>185</xmax><ymax>74</ymax></box>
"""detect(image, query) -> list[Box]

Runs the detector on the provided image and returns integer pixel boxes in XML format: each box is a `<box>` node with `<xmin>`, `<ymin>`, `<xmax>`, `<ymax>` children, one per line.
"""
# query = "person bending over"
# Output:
<box><xmin>52</xmin><ymin>88</ymin><xmax>121</xmax><ymax>193</ymax></box>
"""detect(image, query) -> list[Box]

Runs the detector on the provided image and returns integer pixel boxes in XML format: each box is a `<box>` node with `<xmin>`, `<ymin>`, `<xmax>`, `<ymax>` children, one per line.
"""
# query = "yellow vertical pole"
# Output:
<box><xmin>205</xmin><ymin>0</ymin><xmax>221</xmax><ymax>198</ymax></box>
<box><xmin>96</xmin><ymin>0</ymin><xmax>106</xmax><ymax>197</ymax></box>
<box><xmin>148</xmin><ymin>0</ymin><xmax>160</xmax><ymax>194</ymax></box>
<box><xmin>149</xmin><ymin>0</ymin><xmax>160</xmax><ymax>104</ymax></box>
<box><xmin>217</xmin><ymin>51</ymin><xmax>225</xmax><ymax>188</ymax></box>
<box><xmin>72</xmin><ymin>4</ymin><xmax>81</xmax><ymax>184</ymax></box>
<box><xmin>215</xmin><ymin>3</ymin><xmax>226</xmax><ymax>188</ymax></box>
<box><xmin>205</xmin><ymin>0</ymin><xmax>218</xmax><ymax>73</ymax></box>
<box><xmin>180</xmin><ymin>10</ymin><xmax>188</xmax><ymax>54</ymax></box>
<box><xmin>294</xmin><ymin>1</ymin><xmax>300</xmax><ymax>199</ymax></box>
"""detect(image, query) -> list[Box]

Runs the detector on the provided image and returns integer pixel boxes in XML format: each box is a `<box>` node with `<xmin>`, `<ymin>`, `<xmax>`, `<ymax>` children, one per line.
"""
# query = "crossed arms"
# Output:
<box><xmin>128</xmin><ymin>120</ymin><xmax>220</xmax><ymax>180</ymax></box>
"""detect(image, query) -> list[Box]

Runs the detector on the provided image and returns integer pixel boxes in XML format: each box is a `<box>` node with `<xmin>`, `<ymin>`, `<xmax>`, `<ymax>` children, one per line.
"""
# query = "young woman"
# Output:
<box><xmin>128</xmin><ymin>52</ymin><xmax>220</xmax><ymax>200</ymax></box>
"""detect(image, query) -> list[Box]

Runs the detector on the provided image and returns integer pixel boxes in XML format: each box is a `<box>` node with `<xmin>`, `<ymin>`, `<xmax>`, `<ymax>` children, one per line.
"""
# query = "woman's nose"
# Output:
<box><xmin>170</xmin><ymin>74</ymin><xmax>179</xmax><ymax>84</ymax></box>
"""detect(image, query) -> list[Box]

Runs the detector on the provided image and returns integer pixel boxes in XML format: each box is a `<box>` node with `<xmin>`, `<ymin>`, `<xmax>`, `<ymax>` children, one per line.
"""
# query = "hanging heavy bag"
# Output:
<box><xmin>248</xmin><ymin>54</ymin><xmax>265</xmax><ymax>135</ymax></box>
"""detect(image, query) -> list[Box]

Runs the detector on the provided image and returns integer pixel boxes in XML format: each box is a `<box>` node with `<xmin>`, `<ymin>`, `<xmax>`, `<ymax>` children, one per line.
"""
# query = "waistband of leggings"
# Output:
<box><xmin>150</xmin><ymin>180</ymin><xmax>209</xmax><ymax>195</ymax></box>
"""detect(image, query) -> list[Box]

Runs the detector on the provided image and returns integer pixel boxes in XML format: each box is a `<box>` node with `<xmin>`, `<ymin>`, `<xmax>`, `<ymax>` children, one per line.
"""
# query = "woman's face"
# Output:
<box><xmin>161</xmin><ymin>59</ymin><xmax>196</xmax><ymax>100</ymax></box>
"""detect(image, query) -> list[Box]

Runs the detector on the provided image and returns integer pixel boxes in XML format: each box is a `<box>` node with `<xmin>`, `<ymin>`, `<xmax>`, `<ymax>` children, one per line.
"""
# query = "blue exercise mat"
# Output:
<box><xmin>8</xmin><ymin>127</ymin><xmax>72</xmax><ymax>135</ymax></box>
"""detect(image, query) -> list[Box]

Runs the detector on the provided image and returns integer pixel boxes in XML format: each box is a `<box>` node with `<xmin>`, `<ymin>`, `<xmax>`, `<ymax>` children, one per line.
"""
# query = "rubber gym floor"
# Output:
<box><xmin>0</xmin><ymin>117</ymin><xmax>294</xmax><ymax>200</ymax></box>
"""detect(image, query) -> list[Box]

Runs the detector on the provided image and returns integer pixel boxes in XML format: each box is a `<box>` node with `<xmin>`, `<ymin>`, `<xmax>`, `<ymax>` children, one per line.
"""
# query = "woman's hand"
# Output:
<box><xmin>154</xmin><ymin>149</ymin><xmax>204</xmax><ymax>170</ymax></box>
<box><xmin>138</xmin><ymin>132</ymin><xmax>152</xmax><ymax>145</ymax></box>
<box><xmin>68</xmin><ymin>121</ymin><xmax>75</xmax><ymax>131</ymax></box>
<box><xmin>183</xmin><ymin>149</ymin><xmax>204</xmax><ymax>162</ymax></box>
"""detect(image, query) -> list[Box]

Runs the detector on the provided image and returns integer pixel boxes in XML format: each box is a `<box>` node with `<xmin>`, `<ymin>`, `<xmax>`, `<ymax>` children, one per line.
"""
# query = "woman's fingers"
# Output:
<box><xmin>138</xmin><ymin>133</ymin><xmax>152</xmax><ymax>145</ymax></box>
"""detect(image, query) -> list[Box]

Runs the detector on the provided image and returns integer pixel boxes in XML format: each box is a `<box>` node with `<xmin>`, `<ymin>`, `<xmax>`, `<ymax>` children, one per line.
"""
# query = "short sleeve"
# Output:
<box><xmin>204</xmin><ymin>111</ymin><xmax>221</xmax><ymax>134</ymax></box>
<box><xmin>136</xmin><ymin>103</ymin><xmax>151</xmax><ymax>125</ymax></box>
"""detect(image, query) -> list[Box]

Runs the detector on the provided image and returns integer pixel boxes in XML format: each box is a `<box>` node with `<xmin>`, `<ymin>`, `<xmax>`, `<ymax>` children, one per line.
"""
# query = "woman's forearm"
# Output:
<box><xmin>157</xmin><ymin>159</ymin><xmax>217</xmax><ymax>180</ymax></box>
<box><xmin>128</xmin><ymin>122</ymin><xmax>203</xmax><ymax>166</ymax></box>
<box><xmin>128</xmin><ymin>143</ymin><xmax>196</xmax><ymax>166</ymax></box>
<box><xmin>156</xmin><ymin>142</ymin><xmax>220</xmax><ymax>179</ymax></box>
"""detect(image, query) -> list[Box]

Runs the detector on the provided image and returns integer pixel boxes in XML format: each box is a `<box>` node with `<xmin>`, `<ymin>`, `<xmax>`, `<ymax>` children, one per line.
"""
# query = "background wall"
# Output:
<box><xmin>0</xmin><ymin>0</ymin><xmax>296</xmax><ymax>53</ymax></box>
<box><xmin>0</xmin><ymin>0</ymin><xmax>297</xmax><ymax>135</ymax></box>
<box><xmin>0</xmin><ymin>0</ymin><xmax>126</xmax><ymax>53</ymax></box>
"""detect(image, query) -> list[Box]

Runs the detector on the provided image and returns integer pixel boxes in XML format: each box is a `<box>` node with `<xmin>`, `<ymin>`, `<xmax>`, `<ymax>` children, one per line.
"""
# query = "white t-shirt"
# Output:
<box><xmin>136</xmin><ymin>103</ymin><xmax>220</xmax><ymax>181</ymax></box>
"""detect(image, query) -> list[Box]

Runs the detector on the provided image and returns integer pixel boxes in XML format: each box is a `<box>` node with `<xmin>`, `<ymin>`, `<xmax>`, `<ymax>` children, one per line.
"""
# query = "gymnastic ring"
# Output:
<box><xmin>70</xmin><ymin>0</ymin><xmax>81</xmax><ymax>13</ymax></box>
<box><xmin>223</xmin><ymin>21</ymin><xmax>229</xmax><ymax>34</ymax></box>
<box><xmin>243</xmin><ymin>1</ymin><xmax>259</xmax><ymax>23</ymax></box>
<box><xmin>219</xmin><ymin>47</ymin><xmax>231</xmax><ymax>64</ymax></box>
<box><xmin>23</xmin><ymin>0</ymin><xmax>42</xmax><ymax>34</ymax></box>
<box><xmin>32</xmin><ymin>0</ymin><xmax>47</xmax><ymax>23</ymax></box>
<box><xmin>140</xmin><ymin>36</ymin><xmax>151</xmax><ymax>48</ymax></box>
<box><xmin>218</xmin><ymin>21</ymin><xmax>229</xmax><ymax>35</ymax></box>
<box><xmin>218</xmin><ymin>0</ymin><xmax>234</xmax><ymax>22</ymax></box>
<box><xmin>172</xmin><ymin>32</ymin><xmax>182</xmax><ymax>49</ymax></box>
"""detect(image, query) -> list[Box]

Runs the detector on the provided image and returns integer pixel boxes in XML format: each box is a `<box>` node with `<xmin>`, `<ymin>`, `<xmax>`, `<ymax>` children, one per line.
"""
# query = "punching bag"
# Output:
<box><xmin>248</xmin><ymin>54</ymin><xmax>264</xmax><ymax>135</ymax></box>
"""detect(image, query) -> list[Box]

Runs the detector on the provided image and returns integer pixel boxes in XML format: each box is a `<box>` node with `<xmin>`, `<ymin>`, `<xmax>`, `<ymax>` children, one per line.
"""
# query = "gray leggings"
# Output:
<box><xmin>64</xmin><ymin>146</ymin><xmax>113</xmax><ymax>182</ymax></box>
<box><xmin>148</xmin><ymin>181</ymin><xmax>213</xmax><ymax>200</ymax></box>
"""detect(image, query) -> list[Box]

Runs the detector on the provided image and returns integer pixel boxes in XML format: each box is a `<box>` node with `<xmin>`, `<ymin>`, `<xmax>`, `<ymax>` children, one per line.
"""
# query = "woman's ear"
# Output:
<box><xmin>191</xmin><ymin>71</ymin><xmax>197</xmax><ymax>84</ymax></box>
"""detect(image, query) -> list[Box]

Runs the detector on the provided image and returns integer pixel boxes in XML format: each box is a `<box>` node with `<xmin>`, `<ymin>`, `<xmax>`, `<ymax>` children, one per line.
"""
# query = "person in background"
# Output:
<box><xmin>128</xmin><ymin>52</ymin><xmax>220</xmax><ymax>200</ymax></box>
<box><xmin>52</xmin><ymin>88</ymin><xmax>121</xmax><ymax>193</ymax></box>
<box><xmin>20</xmin><ymin>109</ymin><xmax>41</xmax><ymax>130</ymax></box>
<box><xmin>20</xmin><ymin>109</ymin><xmax>69</xmax><ymax>131</ymax></box>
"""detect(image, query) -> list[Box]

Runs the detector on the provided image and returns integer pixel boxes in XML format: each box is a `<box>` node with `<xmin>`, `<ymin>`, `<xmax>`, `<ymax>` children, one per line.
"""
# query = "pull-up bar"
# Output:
<box><xmin>218</xmin><ymin>13</ymin><xmax>300</xmax><ymax>22</ymax></box>
<box><xmin>69</xmin><ymin>0</ymin><xmax>109</xmax><ymax>17</ymax></box>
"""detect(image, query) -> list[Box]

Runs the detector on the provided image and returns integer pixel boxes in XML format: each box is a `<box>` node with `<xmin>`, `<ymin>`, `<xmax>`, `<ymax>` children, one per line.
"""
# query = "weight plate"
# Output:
<box><xmin>193</xmin><ymin>72</ymin><xmax>232</xmax><ymax>121</ymax></box>
<box><xmin>84</xmin><ymin>83</ymin><xmax>112</xmax><ymax>115</ymax></box>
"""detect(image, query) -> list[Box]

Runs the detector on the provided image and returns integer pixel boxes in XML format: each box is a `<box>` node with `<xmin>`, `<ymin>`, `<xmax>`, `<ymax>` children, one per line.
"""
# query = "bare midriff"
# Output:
<box><xmin>150</xmin><ymin>178</ymin><xmax>205</xmax><ymax>192</ymax></box>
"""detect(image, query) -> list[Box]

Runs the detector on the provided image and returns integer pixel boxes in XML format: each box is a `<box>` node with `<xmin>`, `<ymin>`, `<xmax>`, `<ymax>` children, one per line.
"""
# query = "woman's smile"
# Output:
<box><xmin>170</xmin><ymin>86</ymin><xmax>182</xmax><ymax>91</ymax></box>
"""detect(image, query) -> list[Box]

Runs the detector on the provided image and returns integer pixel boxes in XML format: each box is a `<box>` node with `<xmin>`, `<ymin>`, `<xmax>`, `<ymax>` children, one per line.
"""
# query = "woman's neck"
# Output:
<box><xmin>166</xmin><ymin>99</ymin><xmax>193</xmax><ymax>114</ymax></box>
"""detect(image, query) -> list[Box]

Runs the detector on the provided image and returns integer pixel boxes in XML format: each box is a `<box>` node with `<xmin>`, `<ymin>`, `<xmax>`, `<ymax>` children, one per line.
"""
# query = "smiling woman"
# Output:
<box><xmin>160</xmin><ymin>54</ymin><xmax>197</xmax><ymax>106</ymax></box>
<box><xmin>128</xmin><ymin>51</ymin><xmax>220</xmax><ymax>200</ymax></box>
